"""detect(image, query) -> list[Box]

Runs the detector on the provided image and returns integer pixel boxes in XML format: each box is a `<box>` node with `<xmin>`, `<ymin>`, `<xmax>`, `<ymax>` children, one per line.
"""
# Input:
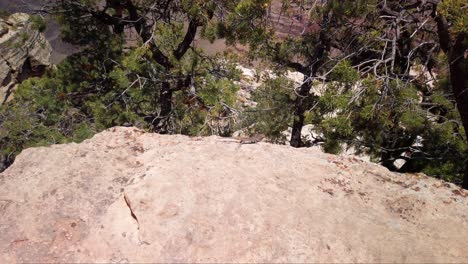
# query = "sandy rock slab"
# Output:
<box><xmin>0</xmin><ymin>127</ymin><xmax>467</xmax><ymax>263</ymax></box>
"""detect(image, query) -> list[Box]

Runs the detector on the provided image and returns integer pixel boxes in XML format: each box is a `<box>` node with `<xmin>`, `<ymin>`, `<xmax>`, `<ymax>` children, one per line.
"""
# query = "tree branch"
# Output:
<box><xmin>434</xmin><ymin>14</ymin><xmax>451</xmax><ymax>53</ymax></box>
<box><xmin>174</xmin><ymin>19</ymin><xmax>199</xmax><ymax>60</ymax></box>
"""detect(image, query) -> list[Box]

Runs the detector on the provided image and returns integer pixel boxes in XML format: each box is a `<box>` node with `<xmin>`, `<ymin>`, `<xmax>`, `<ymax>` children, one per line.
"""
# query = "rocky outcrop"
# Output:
<box><xmin>0</xmin><ymin>127</ymin><xmax>467</xmax><ymax>262</ymax></box>
<box><xmin>0</xmin><ymin>13</ymin><xmax>52</xmax><ymax>105</ymax></box>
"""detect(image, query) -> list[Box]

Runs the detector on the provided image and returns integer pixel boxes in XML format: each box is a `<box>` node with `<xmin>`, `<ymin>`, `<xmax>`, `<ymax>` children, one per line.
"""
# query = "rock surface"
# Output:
<box><xmin>0</xmin><ymin>13</ymin><xmax>52</xmax><ymax>105</ymax></box>
<box><xmin>0</xmin><ymin>127</ymin><xmax>467</xmax><ymax>263</ymax></box>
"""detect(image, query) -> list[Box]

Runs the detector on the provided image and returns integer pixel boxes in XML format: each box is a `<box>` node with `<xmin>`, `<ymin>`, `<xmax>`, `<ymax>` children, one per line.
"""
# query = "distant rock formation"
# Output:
<box><xmin>0</xmin><ymin>127</ymin><xmax>466</xmax><ymax>262</ymax></box>
<box><xmin>0</xmin><ymin>13</ymin><xmax>52</xmax><ymax>105</ymax></box>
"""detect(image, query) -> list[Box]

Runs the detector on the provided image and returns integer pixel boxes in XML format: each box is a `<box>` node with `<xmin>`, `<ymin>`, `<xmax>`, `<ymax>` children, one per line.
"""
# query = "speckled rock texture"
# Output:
<box><xmin>0</xmin><ymin>127</ymin><xmax>467</xmax><ymax>263</ymax></box>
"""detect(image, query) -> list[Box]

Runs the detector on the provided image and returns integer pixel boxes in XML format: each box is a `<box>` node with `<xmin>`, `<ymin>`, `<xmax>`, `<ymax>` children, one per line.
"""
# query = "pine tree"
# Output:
<box><xmin>44</xmin><ymin>0</ymin><xmax>268</xmax><ymax>133</ymax></box>
<box><xmin>230</xmin><ymin>0</ymin><xmax>468</xmax><ymax>186</ymax></box>
<box><xmin>0</xmin><ymin>0</ymin><xmax>265</xmax><ymax>171</ymax></box>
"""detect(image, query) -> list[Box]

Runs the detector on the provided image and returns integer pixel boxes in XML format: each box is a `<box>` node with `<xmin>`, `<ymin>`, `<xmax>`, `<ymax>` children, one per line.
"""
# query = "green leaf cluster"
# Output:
<box><xmin>241</xmin><ymin>76</ymin><xmax>295</xmax><ymax>142</ymax></box>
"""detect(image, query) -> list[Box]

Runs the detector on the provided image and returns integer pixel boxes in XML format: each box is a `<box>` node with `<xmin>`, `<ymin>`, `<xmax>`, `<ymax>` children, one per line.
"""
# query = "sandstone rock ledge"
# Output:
<box><xmin>0</xmin><ymin>127</ymin><xmax>467</xmax><ymax>263</ymax></box>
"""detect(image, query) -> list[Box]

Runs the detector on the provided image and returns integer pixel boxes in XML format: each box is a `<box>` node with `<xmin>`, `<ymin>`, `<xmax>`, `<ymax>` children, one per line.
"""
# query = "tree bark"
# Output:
<box><xmin>153</xmin><ymin>82</ymin><xmax>173</xmax><ymax>134</ymax></box>
<box><xmin>449</xmin><ymin>35</ymin><xmax>468</xmax><ymax>189</ymax></box>
<box><xmin>290</xmin><ymin>75</ymin><xmax>313</xmax><ymax>147</ymax></box>
<box><xmin>435</xmin><ymin>13</ymin><xmax>468</xmax><ymax>189</ymax></box>
<box><xmin>289</xmin><ymin>17</ymin><xmax>330</xmax><ymax>147</ymax></box>
<box><xmin>463</xmin><ymin>164</ymin><xmax>468</xmax><ymax>190</ymax></box>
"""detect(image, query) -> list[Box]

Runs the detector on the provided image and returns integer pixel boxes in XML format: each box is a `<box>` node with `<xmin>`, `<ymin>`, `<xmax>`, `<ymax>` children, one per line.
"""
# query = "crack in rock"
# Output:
<box><xmin>123</xmin><ymin>193</ymin><xmax>150</xmax><ymax>245</ymax></box>
<box><xmin>123</xmin><ymin>193</ymin><xmax>139</xmax><ymax>230</ymax></box>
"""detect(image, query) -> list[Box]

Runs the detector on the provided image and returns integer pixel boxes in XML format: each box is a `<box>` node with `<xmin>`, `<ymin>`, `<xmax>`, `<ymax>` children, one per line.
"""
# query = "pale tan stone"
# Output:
<box><xmin>0</xmin><ymin>127</ymin><xmax>467</xmax><ymax>262</ymax></box>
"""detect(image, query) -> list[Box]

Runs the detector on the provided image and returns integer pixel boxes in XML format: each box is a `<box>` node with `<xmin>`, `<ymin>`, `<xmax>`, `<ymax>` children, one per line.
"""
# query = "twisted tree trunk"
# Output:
<box><xmin>448</xmin><ymin>36</ymin><xmax>468</xmax><ymax>189</ymax></box>
<box><xmin>289</xmin><ymin>14</ymin><xmax>330</xmax><ymax>148</ymax></box>
<box><xmin>435</xmin><ymin>15</ymin><xmax>468</xmax><ymax>188</ymax></box>
<box><xmin>153</xmin><ymin>81</ymin><xmax>173</xmax><ymax>134</ymax></box>
<box><xmin>290</xmin><ymin>75</ymin><xmax>313</xmax><ymax>147</ymax></box>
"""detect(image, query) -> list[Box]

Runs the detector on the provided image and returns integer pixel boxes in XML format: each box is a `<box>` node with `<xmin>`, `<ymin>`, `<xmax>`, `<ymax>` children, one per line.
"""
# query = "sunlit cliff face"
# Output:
<box><xmin>268</xmin><ymin>0</ymin><xmax>320</xmax><ymax>38</ymax></box>
<box><xmin>1</xmin><ymin>0</ymin><xmax>75</xmax><ymax>63</ymax></box>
